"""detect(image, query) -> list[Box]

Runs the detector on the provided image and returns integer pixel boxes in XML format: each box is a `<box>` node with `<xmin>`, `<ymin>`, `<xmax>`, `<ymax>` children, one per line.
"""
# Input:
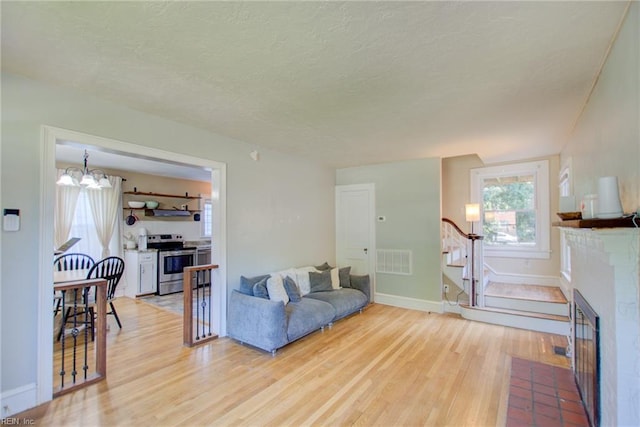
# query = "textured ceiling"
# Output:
<box><xmin>1</xmin><ymin>1</ymin><xmax>628</xmax><ymax>168</ymax></box>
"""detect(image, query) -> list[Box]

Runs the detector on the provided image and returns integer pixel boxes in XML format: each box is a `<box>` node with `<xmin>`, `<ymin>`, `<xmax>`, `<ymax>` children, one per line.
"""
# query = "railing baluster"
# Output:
<box><xmin>53</xmin><ymin>278</ymin><xmax>107</xmax><ymax>398</ymax></box>
<box><xmin>183</xmin><ymin>264</ymin><xmax>219</xmax><ymax>347</ymax></box>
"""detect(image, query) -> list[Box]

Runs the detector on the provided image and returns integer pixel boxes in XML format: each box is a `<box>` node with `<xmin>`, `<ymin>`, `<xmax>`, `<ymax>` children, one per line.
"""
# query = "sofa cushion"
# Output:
<box><xmin>267</xmin><ymin>274</ymin><xmax>289</xmax><ymax>304</ymax></box>
<box><xmin>239</xmin><ymin>274</ymin><xmax>270</xmax><ymax>295</ymax></box>
<box><xmin>314</xmin><ymin>262</ymin><xmax>333</xmax><ymax>271</ymax></box>
<box><xmin>330</xmin><ymin>268</ymin><xmax>341</xmax><ymax>289</ymax></box>
<box><xmin>339</xmin><ymin>266</ymin><xmax>351</xmax><ymax>288</ymax></box>
<box><xmin>285</xmin><ymin>298</ymin><xmax>335</xmax><ymax>341</ymax></box>
<box><xmin>294</xmin><ymin>266</ymin><xmax>319</xmax><ymax>296</ymax></box>
<box><xmin>252</xmin><ymin>277</ymin><xmax>269</xmax><ymax>299</ymax></box>
<box><xmin>309</xmin><ymin>270</ymin><xmax>333</xmax><ymax>293</ymax></box>
<box><xmin>283</xmin><ymin>276</ymin><xmax>302</xmax><ymax>302</ymax></box>
<box><xmin>305</xmin><ymin>288</ymin><xmax>368</xmax><ymax>320</ymax></box>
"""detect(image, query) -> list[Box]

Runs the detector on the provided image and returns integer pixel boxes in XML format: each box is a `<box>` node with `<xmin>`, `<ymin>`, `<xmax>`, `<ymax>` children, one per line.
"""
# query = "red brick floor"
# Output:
<box><xmin>506</xmin><ymin>358</ymin><xmax>591</xmax><ymax>427</ymax></box>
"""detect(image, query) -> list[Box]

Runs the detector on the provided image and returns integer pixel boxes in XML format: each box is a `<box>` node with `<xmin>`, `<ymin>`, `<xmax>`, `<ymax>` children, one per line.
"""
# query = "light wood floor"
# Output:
<box><xmin>25</xmin><ymin>297</ymin><xmax>570</xmax><ymax>426</ymax></box>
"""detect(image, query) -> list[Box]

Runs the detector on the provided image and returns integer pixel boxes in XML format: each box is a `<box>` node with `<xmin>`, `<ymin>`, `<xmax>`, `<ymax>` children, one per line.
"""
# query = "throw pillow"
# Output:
<box><xmin>314</xmin><ymin>262</ymin><xmax>333</xmax><ymax>271</ymax></box>
<box><xmin>252</xmin><ymin>277</ymin><xmax>269</xmax><ymax>299</ymax></box>
<box><xmin>239</xmin><ymin>274</ymin><xmax>270</xmax><ymax>296</ymax></box>
<box><xmin>294</xmin><ymin>266</ymin><xmax>320</xmax><ymax>296</ymax></box>
<box><xmin>283</xmin><ymin>276</ymin><xmax>302</xmax><ymax>302</ymax></box>
<box><xmin>267</xmin><ymin>274</ymin><xmax>289</xmax><ymax>304</ymax></box>
<box><xmin>309</xmin><ymin>270</ymin><xmax>333</xmax><ymax>293</ymax></box>
<box><xmin>339</xmin><ymin>266</ymin><xmax>351</xmax><ymax>288</ymax></box>
<box><xmin>330</xmin><ymin>267</ymin><xmax>340</xmax><ymax>289</ymax></box>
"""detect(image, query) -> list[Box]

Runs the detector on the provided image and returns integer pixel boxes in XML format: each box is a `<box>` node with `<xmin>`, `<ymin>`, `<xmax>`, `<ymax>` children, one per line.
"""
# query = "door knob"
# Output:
<box><xmin>364</xmin><ymin>248</ymin><xmax>368</xmax><ymax>254</ymax></box>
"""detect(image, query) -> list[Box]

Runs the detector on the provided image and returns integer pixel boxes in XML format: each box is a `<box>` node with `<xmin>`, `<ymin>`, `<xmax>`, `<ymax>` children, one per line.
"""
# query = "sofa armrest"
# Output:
<box><xmin>349</xmin><ymin>274</ymin><xmax>371</xmax><ymax>302</ymax></box>
<box><xmin>227</xmin><ymin>290</ymin><xmax>288</xmax><ymax>353</ymax></box>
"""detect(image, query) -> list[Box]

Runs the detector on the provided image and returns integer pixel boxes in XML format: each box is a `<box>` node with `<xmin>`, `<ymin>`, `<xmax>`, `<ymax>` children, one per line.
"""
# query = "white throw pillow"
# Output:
<box><xmin>267</xmin><ymin>274</ymin><xmax>289</xmax><ymax>304</ymax></box>
<box><xmin>294</xmin><ymin>266</ymin><xmax>320</xmax><ymax>296</ymax></box>
<box><xmin>330</xmin><ymin>267</ymin><xmax>340</xmax><ymax>289</ymax></box>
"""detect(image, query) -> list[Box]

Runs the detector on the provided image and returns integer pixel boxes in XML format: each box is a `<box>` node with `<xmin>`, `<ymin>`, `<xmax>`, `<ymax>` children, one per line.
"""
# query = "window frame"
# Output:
<box><xmin>200</xmin><ymin>194</ymin><xmax>212</xmax><ymax>239</ymax></box>
<box><xmin>470</xmin><ymin>160</ymin><xmax>550</xmax><ymax>259</ymax></box>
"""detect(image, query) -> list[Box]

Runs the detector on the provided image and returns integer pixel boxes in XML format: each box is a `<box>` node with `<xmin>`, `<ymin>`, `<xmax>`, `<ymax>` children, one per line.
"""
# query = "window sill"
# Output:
<box><xmin>485</xmin><ymin>248</ymin><xmax>551</xmax><ymax>259</ymax></box>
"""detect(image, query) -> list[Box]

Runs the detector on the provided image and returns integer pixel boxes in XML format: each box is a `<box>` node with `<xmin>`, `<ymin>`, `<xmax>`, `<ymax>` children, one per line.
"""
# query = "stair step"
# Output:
<box><xmin>460</xmin><ymin>304</ymin><xmax>570</xmax><ymax>335</ymax></box>
<box><xmin>462</xmin><ymin>305</ymin><xmax>569</xmax><ymax>322</ymax></box>
<box><xmin>485</xmin><ymin>282</ymin><xmax>567</xmax><ymax>304</ymax></box>
<box><xmin>446</xmin><ymin>262</ymin><xmax>465</xmax><ymax>268</ymax></box>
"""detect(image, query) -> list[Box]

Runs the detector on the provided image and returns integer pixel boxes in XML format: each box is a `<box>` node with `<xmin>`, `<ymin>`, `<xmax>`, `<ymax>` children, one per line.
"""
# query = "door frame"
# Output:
<box><xmin>335</xmin><ymin>183</ymin><xmax>376</xmax><ymax>301</ymax></box>
<box><xmin>37</xmin><ymin>125</ymin><xmax>227</xmax><ymax>404</ymax></box>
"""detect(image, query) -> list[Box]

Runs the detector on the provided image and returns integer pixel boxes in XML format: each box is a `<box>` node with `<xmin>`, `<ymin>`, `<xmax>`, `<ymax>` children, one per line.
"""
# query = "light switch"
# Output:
<box><xmin>3</xmin><ymin>209</ymin><xmax>20</xmax><ymax>232</ymax></box>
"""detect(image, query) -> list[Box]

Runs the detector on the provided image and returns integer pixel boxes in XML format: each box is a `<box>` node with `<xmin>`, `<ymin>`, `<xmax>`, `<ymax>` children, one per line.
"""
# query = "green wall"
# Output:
<box><xmin>337</xmin><ymin>158</ymin><xmax>442</xmax><ymax>302</ymax></box>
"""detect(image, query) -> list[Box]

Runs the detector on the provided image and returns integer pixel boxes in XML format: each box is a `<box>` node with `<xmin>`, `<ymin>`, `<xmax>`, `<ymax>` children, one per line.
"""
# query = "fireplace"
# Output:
<box><xmin>573</xmin><ymin>289</ymin><xmax>600</xmax><ymax>427</ymax></box>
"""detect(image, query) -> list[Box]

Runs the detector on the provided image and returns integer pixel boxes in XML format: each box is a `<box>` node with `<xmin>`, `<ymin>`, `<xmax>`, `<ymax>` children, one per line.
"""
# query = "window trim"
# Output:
<box><xmin>200</xmin><ymin>194</ymin><xmax>212</xmax><ymax>238</ymax></box>
<box><xmin>470</xmin><ymin>160</ymin><xmax>550</xmax><ymax>259</ymax></box>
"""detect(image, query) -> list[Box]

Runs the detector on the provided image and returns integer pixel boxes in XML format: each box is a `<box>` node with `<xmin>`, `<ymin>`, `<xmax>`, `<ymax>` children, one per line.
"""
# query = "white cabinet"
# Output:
<box><xmin>124</xmin><ymin>250</ymin><xmax>158</xmax><ymax>297</ymax></box>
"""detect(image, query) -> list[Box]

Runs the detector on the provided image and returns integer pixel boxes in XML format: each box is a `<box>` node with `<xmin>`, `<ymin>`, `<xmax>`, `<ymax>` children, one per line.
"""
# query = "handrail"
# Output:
<box><xmin>441</xmin><ymin>218</ymin><xmax>485</xmax><ymax>307</ymax></box>
<box><xmin>183</xmin><ymin>264</ymin><xmax>219</xmax><ymax>347</ymax></box>
<box><xmin>441</xmin><ymin>218</ymin><xmax>471</xmax><ymax>239</ymax></box>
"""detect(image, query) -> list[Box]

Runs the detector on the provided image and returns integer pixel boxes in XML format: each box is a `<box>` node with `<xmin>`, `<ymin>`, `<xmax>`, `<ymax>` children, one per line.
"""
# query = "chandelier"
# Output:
<box><xmin>56</xmin><ymin>150</ymin><xmax>112</xmax><ymax>189</ymax></box>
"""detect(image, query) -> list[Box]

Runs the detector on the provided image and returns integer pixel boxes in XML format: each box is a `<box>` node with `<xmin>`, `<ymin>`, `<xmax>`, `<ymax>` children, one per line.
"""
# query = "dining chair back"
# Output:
<box><xmin>54</xmin><ymin>253</ymin><xmax>95</xmax><ymax>271</ymax></box>
<box><xmin>87</xmin><ymin>256</ymin><xmax>125</xmax><ymax>329</ymax></box>
<box><xmin>55</xmin><ymin>253</ymin><xmax>97</xmax><ymax>341</ymax></box>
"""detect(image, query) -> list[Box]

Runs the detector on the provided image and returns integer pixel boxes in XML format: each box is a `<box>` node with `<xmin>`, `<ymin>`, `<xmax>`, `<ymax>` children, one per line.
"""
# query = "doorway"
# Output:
<box><xmin>38</xmin><ymin>126</ymin><xmax>227</xmax><ymax>401</ymax></box>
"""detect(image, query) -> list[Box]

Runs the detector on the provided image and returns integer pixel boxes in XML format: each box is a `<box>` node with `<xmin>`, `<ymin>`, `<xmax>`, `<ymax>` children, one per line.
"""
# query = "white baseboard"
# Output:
<box><xmin>375</xmin><ymin>292</ymin><xmax>443</xmax><ymax>313</ymax></box>
<box><xmin>1</xmin><ymin>383</ymin><xmax>37</xmax><ymax>417</ymax></box>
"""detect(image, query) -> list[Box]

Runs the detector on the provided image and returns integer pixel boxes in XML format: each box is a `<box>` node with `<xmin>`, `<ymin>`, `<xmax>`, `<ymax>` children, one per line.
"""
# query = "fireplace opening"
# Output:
<box><xmin>573</xmin><ymin>289</ymin><xmax>600</xmax><ymax>427</ymax></box>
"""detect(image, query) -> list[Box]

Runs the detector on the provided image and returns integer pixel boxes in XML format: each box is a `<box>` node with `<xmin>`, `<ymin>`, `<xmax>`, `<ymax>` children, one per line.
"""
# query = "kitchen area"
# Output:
<box><xmin>56</xmin><ymin>143</ymin><xmax>213</xmax><ymax>305</ymax></box>
<box><xmin>121</xmin><ymin>176</ymin><xmax>212</xmax><ymax>300</ymax></box>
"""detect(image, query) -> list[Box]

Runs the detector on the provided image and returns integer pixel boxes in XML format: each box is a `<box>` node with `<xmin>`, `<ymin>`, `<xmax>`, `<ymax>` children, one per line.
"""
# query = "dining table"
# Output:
<box><xmin>54</xmin><ymin>269</ymin><xmax>91</xmax><ymax>285</ymax></box>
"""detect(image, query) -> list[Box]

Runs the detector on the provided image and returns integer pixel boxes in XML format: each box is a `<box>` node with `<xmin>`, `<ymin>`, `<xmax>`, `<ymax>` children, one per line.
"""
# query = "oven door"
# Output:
<box><xmin>158</xmin><ymin>249</ymin><xmax>196</xmax><ymax>283</ymax></box>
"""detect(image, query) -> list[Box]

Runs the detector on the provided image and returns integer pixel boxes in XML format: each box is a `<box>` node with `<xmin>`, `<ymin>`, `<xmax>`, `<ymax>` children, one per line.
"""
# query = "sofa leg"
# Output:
<box><xmin>359</xmin><ymin>308</ymin><xmax>363</xmax><ymax>314</ymax></box>
<box><xmin>271</xmin><ymin>349</ymin><xmax>277</xmax><ymax>357</ymax></box>
<box><xmin>320</xmin><ymin>325</ymin><xmax>325</xmax><ymax>332</ymax></box>
<box><xmin>328</xmin><ymin>322</ymin><xmax>334</xmax><ymax>329</ymax></box>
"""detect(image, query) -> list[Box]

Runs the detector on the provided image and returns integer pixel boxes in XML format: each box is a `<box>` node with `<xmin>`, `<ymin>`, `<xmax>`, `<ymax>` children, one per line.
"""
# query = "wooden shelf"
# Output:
<box><xmin>553</xmin><ymin>216</ymin><xmax>637</xmax><ymax>228</ymax></box>
<box><xmin>123</xmin><ymin>191</ymin><xmax>201</xmax><ymax>200</ymax></box>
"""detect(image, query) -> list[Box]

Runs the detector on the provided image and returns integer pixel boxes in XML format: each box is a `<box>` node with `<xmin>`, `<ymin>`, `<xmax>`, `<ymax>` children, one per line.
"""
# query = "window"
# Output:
<box><xmin>559</xmin><ymin>159</ymin><xmax>572</xmax><ymax>280</ymax></box>
<box><xmin>200</xmin><ymin>195</ymin><xmax>212</xmax><ymax>238</ymax></box>
<box><xmin>471</xmin><ymin>160</ymin><xmax>550</xmax><ymax>259</ymax></box>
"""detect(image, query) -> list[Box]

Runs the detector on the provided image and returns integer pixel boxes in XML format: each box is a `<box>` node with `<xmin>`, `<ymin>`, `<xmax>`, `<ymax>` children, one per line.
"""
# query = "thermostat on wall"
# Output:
<box><xmin>377</xmin><ymin>215</ymin><xmax>386</xmax><ymax>222</ymax></box>
<box><xmin>3</xmin><ymin>208</ymin><xmax>20</xmax><ymax>232</ymax></box>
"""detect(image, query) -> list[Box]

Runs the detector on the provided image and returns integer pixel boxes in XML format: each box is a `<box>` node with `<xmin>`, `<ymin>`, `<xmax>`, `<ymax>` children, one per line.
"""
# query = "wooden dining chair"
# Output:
<box><xmin>53</xmin><ymin>253</ymin><xmax>95</xmax><ymax>341</ymax></box>
<box><xmin>86</xmin><ymin>256</ymin><xmax>126</xmax><ymax>329</ymax></box>
<box><xmin>53</xmin><ymin>253</ymin><xmax>95</xmax><ymax>317</ymax></box>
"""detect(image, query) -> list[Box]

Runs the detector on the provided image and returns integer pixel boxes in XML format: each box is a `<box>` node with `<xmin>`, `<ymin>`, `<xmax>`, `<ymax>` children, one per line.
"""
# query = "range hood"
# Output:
<box><xmin>145</xmin><ymin>209</ymin><xmax>191</xmax><ymax>217</ymax></box>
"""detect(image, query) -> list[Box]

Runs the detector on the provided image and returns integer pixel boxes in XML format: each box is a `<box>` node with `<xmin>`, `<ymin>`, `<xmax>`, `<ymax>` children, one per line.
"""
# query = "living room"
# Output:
<box><xmin>2</xmin><ymin>2</ymin><xmax>639</xmax><ymax>425</ymax></box>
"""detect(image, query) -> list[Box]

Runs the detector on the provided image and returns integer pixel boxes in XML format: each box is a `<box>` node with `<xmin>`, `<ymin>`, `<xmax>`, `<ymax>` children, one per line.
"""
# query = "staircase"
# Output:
<box><xmin>442</xmin><ymin>218</ymin><xmax>570</xmax><ymax>336</ymax></box>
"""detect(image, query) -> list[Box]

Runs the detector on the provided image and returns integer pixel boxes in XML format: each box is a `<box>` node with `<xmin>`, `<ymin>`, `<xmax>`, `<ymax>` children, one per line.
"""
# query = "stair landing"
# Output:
<box><xmin>485</xmin><ymin>282</ymin><xmax>567</xmax><ymax>304</ymax></box>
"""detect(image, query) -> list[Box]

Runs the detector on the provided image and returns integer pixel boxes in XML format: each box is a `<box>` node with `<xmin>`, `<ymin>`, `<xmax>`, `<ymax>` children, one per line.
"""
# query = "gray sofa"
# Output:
<box><xmin>228</xmin><ymin>273</ymin><xmax>370</xmax><ymax>354</ymax></box>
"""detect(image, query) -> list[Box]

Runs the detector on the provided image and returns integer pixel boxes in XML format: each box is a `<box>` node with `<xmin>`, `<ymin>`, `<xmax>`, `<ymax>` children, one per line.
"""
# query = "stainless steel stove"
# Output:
<box><xmin>147</xmin><ymin>234</ymin><xmax>196</xmax><ymax>295</ymax></box>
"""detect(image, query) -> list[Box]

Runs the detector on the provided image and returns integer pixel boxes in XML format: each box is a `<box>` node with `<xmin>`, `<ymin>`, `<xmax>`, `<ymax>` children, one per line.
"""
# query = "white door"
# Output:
<box><xmin>336</xmin><ymin>184</ymin><xmax>376</xmax><ymax>300</ymax></box>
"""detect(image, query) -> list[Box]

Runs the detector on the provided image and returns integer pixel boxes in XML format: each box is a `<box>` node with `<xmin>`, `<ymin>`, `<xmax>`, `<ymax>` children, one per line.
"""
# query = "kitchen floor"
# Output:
<box><xmin>138</xmin><ymin>287</ymin><xmax>210</xmax><ymax>316</ymax></box>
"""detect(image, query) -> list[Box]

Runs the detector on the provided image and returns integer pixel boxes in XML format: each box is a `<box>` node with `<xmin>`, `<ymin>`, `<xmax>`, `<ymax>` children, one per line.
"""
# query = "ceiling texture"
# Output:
<box><xmin>1</xmin><ymin>1</ymin><xmax>629</xmax><ymax>168</ymax></box>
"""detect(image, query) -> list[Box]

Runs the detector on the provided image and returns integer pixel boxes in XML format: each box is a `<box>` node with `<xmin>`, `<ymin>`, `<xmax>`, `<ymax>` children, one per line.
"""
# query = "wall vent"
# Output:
<box><xmin>376</xmin><ymin>249</ymin><xmax>412</xmax><ymax>275</ymax></box>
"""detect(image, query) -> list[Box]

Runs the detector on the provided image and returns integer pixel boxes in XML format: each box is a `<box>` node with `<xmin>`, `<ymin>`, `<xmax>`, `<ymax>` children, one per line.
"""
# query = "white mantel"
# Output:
<box><xmin>561</xmin><ymin>227</ymin><xmax>640</xmax><ymax>427</ymax></box>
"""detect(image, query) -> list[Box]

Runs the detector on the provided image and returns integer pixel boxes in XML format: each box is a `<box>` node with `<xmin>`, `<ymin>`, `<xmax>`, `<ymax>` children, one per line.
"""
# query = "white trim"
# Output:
<box><xmin>375</xmin><ymin>292</ymin><xmax>443</xmax><ymax>313</ymax></box>
<box><xmin>471</xmin><ymin>160</ymin><xmax>550</xmax><ymax>259</ymax></box>
<box><xmin>38</xmin><ymin>125</ymin><xmax>228</xmax><ymax>409</ymax></box>
<box><xmin>335</xmin><ymin>183</ymin><xmax>376</xmax><ymax>300</ymax></box>
<box><xmin>1</xmin><ymin>383</ymin><xmax>37</xmax><ymax>417</ymax></box>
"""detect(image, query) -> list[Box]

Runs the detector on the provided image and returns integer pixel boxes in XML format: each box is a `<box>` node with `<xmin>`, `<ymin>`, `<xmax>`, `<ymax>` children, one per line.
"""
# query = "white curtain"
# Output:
<box><xmin>86</xmin><ymin>176</ymin><xmax>122</xmax><ymax>258</ymax></box>
<box><xmin>54</xmin><ymin>169</ymin><xmax>81</xmax><ymax>248</ymax></box>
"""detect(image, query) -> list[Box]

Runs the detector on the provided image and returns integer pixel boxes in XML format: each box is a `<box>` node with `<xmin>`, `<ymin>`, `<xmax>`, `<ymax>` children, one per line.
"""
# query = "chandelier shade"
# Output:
<box><xmin>56</xmin><ymin>150</ymin><xmax>112</xmax><ymax>190</ymax></box>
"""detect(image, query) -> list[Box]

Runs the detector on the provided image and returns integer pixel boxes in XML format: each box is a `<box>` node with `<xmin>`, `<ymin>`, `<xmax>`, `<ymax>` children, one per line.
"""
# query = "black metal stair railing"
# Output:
<box><xmin>183</xmin><ymin>264</ymin><xmax>219</xmax><ymax>347</ymax></box>
<box><xmin>53</xmin><ymin>278</ymin><xmax>107</xmax><ymax>397</ymax></box>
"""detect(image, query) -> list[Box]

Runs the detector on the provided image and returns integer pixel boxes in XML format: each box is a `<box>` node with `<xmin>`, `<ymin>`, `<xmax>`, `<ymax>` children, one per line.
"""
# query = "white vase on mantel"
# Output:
<box><xmin>596</xmin><ymin>176</ymin><xmax>623</xmax><ymax>219</ymax></box>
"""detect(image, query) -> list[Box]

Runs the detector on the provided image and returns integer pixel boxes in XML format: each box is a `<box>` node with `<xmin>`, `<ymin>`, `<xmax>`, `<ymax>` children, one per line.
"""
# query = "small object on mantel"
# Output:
<box><xmin>556</xmin><ymin>212</ymin><xmax>582</xmax><ymax>221</ymax></box>
<box><xmin>553</xmin><ymin>215</ymin><xmax>637</xmax><ymax>228</ymax></box>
